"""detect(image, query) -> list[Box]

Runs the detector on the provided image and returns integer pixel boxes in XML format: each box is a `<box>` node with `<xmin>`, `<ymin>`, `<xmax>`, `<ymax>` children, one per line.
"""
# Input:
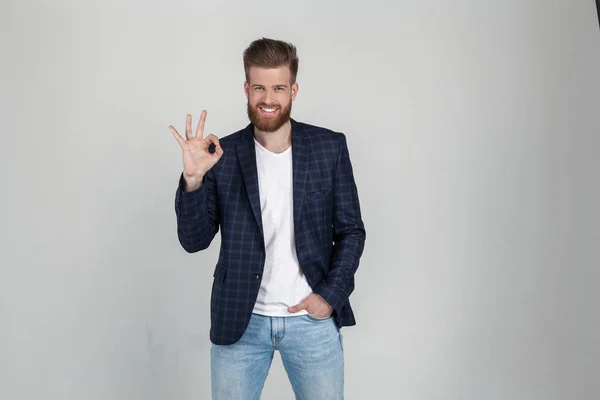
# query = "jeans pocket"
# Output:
<box><xmin>306</xmin><ymin>313</ymin><xmax>332</xmax><ymax>322</ymax></box>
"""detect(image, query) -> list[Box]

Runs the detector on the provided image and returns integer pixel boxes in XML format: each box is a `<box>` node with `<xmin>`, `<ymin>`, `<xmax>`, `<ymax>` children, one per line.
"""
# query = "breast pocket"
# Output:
<box><xmin>305</xmin><ymin>187</ymin><xmax>331</xmax><ymax>201</ymax></box>
<box><xmin>304</xmin><ymin>187</ymin><xmax>332</xmax><ymax>236</ymax></box>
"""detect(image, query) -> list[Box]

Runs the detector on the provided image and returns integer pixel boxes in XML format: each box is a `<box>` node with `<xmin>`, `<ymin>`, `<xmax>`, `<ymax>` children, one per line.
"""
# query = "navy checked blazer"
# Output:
<box><xmin>174</xmin><ymin>118</ymin><xmax>366</xmax><ymax>345</ymax></box>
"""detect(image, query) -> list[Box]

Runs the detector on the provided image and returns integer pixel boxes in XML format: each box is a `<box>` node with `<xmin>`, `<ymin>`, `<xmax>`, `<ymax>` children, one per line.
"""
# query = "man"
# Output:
<box><xmin>169</xmin><ymin>37</ymin><xmax>366</xmax><ymax>399</ymax></box>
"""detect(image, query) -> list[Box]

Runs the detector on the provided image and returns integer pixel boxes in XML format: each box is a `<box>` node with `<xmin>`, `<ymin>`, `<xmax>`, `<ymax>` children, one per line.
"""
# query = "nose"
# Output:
<box><xmin>264</xmin><ymin>88</ymin><xmax>275</xmax><ymax>105</ymax></box>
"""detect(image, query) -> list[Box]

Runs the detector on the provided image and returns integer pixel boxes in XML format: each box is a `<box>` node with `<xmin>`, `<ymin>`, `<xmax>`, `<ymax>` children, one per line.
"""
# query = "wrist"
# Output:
<box><xmin>183</xmin><ymin>173</ymin><xmax>204</xmax><ymax>192</ymax></box>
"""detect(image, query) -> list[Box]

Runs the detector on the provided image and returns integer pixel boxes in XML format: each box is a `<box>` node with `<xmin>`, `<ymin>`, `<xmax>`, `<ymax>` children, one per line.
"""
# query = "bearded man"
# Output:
<box><xmin>170</xmin><ymin>37</ymin><xmax>366</xmax><ymax>400</ymax></box>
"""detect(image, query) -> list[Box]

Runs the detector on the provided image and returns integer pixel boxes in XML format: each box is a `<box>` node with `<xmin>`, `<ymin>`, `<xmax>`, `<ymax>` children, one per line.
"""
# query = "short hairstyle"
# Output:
<box><xmin>243</xmin><ymin>37</ymin><xmax>299</xmax><ymax>84</ymax></box>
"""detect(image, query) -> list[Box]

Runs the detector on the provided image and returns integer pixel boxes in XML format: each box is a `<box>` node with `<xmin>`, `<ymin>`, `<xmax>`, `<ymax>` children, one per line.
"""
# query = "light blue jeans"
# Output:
<box><xmin>211</xmin><ymin>313</ymin><xmax>344</xmax><ymax>399</ymax></box>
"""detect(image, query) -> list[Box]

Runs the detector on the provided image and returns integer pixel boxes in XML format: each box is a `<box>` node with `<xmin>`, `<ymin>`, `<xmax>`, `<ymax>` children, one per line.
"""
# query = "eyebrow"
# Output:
<box><xmin>252</xmin><ymin>84</ymin><xmax>289</xmax><ymax>88</ymax></box>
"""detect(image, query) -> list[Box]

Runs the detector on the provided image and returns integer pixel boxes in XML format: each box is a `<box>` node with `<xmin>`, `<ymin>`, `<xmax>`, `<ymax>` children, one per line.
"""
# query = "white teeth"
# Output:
<box><xmin>260</xmin><ymin>107</ymin><xmax>277</xmax><ymax>113</ymax></box>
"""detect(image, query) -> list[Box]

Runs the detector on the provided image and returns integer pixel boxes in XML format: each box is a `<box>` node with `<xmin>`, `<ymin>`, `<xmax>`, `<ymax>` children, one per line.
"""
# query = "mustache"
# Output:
<box><xmin>256</xmin><ymin>103</ymin><xmax>281</xmax><ymax>108</ymax></box>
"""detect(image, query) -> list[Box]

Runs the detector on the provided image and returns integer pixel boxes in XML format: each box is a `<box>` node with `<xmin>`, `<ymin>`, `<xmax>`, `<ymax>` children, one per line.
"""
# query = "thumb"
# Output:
<box><xmin>288</xmin><ymin>300</ymin><xmax>308</xmax><ymax>313</ymax></box>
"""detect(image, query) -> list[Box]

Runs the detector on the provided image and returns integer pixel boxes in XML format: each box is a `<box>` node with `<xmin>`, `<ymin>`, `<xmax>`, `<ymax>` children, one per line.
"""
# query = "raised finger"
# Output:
<box><xmin>196</xmin><ymin>110</ymin><xmax>207</xmax><ymax>139</ymax></box>
<box><xmin>185</xmin><ymin>114</ymin><xmax>193</xmax><ymax>141</ymax></box>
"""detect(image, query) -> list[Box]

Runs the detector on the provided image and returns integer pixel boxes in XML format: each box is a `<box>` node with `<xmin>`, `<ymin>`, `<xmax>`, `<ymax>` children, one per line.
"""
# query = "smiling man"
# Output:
<box><xmin>170</xmin><ymin>37</ymin><xmax>366</xmax><ymax>399</ymax></box>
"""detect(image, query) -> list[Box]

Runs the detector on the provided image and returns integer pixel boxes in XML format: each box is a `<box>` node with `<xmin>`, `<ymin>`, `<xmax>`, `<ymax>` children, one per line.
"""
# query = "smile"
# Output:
<box><xmin>259</xmin><ymin>107</ymin><xmax>278</xmax><ymax>114</ymax></box>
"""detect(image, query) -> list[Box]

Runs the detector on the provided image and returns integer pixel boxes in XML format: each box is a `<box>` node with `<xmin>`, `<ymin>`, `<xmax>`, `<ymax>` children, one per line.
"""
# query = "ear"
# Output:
<box><xmin>244</xmin><ymin>81</ymin><xmax>249</xmax><ymax>99</ymax></box>
<box><xmin>291</xmin><ymin>82</ymin><xmax>299</xmax><ymax>101</ymax></box>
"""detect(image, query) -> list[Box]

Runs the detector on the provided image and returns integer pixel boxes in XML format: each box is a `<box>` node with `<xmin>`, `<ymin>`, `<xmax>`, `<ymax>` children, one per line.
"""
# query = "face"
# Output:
<box><xmin>245</xmin><ymin>66</ymin><xmax>298</xmax><ymax>132</ymax></box>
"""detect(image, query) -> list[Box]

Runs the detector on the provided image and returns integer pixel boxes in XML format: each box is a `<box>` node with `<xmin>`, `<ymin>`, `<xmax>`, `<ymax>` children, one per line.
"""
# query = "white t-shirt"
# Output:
<box><xmin>252</xmin><ymin>138</ymin><xmax>313</xmax><ymax>317</ymax></box>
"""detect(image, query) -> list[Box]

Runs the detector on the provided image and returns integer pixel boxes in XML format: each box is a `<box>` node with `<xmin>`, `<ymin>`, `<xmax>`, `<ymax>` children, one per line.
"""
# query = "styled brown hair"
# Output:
<box><xmin>243</xmin><ymin>38</ymin><xmax>299</xmax><ymax>84</ymax></box>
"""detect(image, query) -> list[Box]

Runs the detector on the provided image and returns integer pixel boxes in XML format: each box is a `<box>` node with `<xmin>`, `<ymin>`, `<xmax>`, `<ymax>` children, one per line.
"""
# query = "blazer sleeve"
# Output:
<box><xmin>174</xmin><ymin>169</ymin><xmax>220</xmax><ymax>252</ymax></box>
<box><xmin>314</xmin><ymin>134</ymin><xmax>366</xmax><ymax>311</ymax></box>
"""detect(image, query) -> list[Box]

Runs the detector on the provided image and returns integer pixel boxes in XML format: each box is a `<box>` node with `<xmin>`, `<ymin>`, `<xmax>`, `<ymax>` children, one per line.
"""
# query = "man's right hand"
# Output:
<box><xmin>169</xmin><ymin>110</ymin><xmax>223</xmax><ymax>192</ymax></box>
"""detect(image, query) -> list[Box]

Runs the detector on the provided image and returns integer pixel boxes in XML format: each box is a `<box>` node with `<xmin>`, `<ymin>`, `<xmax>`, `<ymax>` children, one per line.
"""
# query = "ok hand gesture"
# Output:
<box><xmin>169</xmin><ymin>110</ymin><xmax>223</xmax><ymax>191</ymax></box>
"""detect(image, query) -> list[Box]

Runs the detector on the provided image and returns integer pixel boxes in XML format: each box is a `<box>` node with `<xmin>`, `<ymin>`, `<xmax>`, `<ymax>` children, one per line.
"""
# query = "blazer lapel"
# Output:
<box><xmin>237</xmin><ymin>125</ymin><xmax>264</xmax><ymax>237</ymax></box>
<box><xmin>291</xmin><ymin>119</ymin><xmax>309</xmax><ymax>229</ymax></box>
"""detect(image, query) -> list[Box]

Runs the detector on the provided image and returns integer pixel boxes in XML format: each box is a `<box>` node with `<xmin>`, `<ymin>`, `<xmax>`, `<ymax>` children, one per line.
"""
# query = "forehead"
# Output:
<box><xmin>247</xmin><ymin>66</ymin><xmax>291</xmax><ymax>85</ymax></box>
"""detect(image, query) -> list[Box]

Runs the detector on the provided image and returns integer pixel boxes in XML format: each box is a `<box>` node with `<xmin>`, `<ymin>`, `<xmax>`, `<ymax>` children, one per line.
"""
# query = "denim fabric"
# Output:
<box><xmin>211</xmin><ymin>313</ymin><xmax>344</xmax><ymax>399</ymax></box>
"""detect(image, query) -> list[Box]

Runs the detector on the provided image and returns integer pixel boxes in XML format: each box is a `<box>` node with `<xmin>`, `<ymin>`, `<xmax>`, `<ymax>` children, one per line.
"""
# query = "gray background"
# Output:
<box><xmin>1</xmin><ymin>0</ymin><xmax>599</xmax><ymax>399</ymax></box>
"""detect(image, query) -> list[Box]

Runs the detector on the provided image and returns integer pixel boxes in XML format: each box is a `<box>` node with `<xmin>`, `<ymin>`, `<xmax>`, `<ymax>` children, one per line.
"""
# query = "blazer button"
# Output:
<box><xmin>254</xmin><ymin>273</ymin><xmax>261</xmax><ymax>280</ymax></box>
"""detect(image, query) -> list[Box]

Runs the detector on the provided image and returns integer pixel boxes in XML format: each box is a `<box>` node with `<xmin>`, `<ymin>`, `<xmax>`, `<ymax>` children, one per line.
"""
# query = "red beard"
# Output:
<box><xmin>247</xmin><ymin>100</ymin><xmax>292</xmax><ymax>132</ymax></box>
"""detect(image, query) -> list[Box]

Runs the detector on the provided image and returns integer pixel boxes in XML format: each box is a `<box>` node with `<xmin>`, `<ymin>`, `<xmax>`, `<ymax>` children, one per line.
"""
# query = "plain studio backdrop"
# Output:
<box><xmin>1</xmin><ymin>0</ymin><xmax>599</xmax><ymax>399</ymax></box>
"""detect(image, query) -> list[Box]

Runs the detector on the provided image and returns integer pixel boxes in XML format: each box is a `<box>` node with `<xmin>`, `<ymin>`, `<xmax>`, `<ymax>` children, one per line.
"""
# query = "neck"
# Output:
<box><xmin>253</xmin><ymin>119</ymin><xmax>292</xmax><ymax>153</ymax></box>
